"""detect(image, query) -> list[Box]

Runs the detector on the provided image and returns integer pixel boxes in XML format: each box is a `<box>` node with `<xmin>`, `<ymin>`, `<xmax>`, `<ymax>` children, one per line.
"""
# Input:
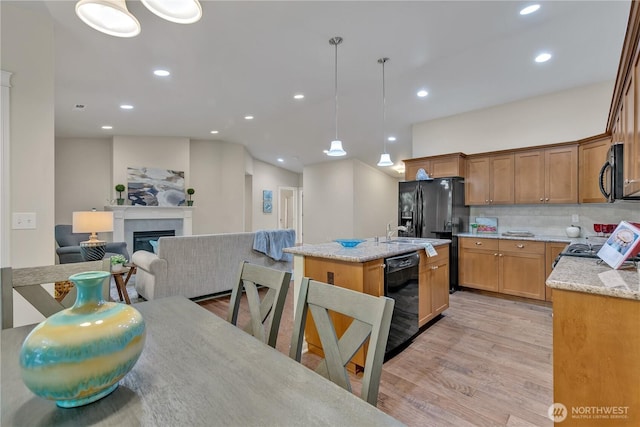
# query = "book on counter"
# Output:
<box><xmin>597</xmin><ymin>221</ymin><xmax>640</xmax><ymax>269</ymax></box>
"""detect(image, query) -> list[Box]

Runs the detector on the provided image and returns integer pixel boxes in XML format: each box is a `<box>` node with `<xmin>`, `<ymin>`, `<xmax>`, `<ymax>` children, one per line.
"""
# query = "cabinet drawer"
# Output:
<box><xmin>498</xmin><ymin>239</ymin><xmax>545</xmax><ymax>254</ymax></box>
<box><xmin>460</xmin><ymin>237</ymin><xmax>499</xmax><ymax>250</ymax></box>
<box><xmin>425</xmin><ymin>245</ymin><xmax>449</xmax><ymax>266</ymax></box>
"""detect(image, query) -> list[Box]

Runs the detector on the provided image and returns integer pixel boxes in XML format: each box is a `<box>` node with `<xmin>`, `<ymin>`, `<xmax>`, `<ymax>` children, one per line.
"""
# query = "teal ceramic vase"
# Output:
<box><xmin>19</xmin><ymin>270</ymin><xmax>146</xmax><ymax>408</ymax></box>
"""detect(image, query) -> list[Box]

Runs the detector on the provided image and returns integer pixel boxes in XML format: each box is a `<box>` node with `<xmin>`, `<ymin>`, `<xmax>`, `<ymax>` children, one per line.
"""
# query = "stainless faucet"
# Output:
<box><xmin>386</xmin><ymin>223</ymin><xmax>408</xmax><ymax>241</ymax></box>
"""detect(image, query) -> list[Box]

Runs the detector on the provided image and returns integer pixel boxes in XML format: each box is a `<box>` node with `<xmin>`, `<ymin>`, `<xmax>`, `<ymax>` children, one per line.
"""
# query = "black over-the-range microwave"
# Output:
<box><xmin>599</xmin><ymin>143</ymin><xmax>640</xmax><ymax>202</ymax></box>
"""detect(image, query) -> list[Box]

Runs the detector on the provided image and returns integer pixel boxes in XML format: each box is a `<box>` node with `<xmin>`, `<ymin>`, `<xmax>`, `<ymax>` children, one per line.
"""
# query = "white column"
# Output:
<box><xmin>1</xmin><ymin>71</ymin><xmax>13</xmax><ymax>267</ymax></box>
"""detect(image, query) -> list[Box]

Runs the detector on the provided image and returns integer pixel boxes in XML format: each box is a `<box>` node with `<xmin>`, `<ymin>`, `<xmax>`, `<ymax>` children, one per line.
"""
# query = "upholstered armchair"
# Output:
<box><xmin>55</xmin><ymin>225</ymin><xmax>130</xmax><ymax>264</ymax></box>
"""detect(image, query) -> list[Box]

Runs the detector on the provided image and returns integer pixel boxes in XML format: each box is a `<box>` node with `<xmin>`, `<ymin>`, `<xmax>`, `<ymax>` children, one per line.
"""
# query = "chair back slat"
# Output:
<box><xmin>1</xmin><ymin>259</ymin><xmax>111</xmax><ymax>330</ymax></box>
<box><xmin>227</xmin><ymin>261</ymin><xmax>292</xmax><ymax>348</ymax></box>
<box><xmin>289</xmin><ymin>278</ymin><xmax>394</xmax><ymax>406</ymax></box>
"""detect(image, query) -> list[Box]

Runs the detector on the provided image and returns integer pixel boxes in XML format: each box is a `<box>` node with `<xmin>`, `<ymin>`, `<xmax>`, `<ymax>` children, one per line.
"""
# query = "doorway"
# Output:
<box><xmin>278</xmin><ymin>186</ymin><xmax>302</xmax><ymax>243</ymax></box>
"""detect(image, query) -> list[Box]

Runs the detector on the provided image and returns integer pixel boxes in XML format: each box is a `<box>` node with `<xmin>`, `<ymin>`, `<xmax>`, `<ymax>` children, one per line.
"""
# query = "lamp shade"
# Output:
<box><xmin>75</xmin><ymin>0</ymin><xmax>141</xmax><ymax>38</ymax></box>
<box><xmin>141</xmin><ymin>0</ymin><xmax>202</xmax><ymax>24</ymax></box>
<box><xmin>327</xmin><ymin>140</ymin><xmax>347</xmax><ymax>157</ymax></box>
<box><xmin>377</xmin><ymin>153</ymin><xmax>393</xmax><ymax>167</ymax></box>
<box><xmin>73</xmin><ymin>211</ymin><xmax>114</xmax><ymax>235</ymax></box>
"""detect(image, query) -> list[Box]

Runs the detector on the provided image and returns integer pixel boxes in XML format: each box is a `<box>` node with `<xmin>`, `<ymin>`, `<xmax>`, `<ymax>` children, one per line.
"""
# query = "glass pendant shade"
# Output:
<box><xmin>75</xmin><ymin>0</ymin><xmax>141</xmax><ymax>37</ymax></box>
<box><xmin>377</xmin><ymin>153</ymin><xmax>393</xmax><ymax>166</ymax></box>
<box><xmin>141</xmin><ymin>0</ymin><xmax>203</xmax><ymax>24</ymax></box>
<box><xmin>327</xmin><ymin>140</ymin><xmax>347</xmax><ymax>157</ymax></box>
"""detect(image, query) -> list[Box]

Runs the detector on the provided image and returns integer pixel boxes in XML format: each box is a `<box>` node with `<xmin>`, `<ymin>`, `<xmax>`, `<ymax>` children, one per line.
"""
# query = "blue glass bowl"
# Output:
<box><xmin>335</xmin><ymin>239</ymin><xmax>366</xmax><ymax>248</ymax></box>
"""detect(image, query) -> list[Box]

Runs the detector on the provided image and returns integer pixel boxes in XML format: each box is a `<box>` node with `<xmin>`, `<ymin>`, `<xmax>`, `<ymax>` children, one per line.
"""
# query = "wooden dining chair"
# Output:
<box><xmin>1</xmin><ymin>259</ymin><xmax>110</xmax><ymax>329</ymax></box>
<box><xmin>289</xmin><ymin>278</ymin><xmax>395</xmax><ymax>406</ymax></box>
<box><xmin>227</xmin><ymin>261</ymin><xmax>292</xmax><ymax>348</ymax></box>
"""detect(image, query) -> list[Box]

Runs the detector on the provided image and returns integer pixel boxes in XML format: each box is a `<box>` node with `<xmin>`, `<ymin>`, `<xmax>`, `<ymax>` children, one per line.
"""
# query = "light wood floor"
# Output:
<box><xmin>198</xmin><ymin>288</ymin><xmax>553</xmax><ymax>427</ymax></box>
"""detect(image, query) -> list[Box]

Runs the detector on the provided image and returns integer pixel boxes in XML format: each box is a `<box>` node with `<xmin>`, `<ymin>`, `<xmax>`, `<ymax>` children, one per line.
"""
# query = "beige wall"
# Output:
<box><xmin>303</xmin><ymin>159</ymin><xmax>398</xmax><ymax>244</ymax></box>
<box><xmin>2</xmin><ymin>4</ymin><xmax>55</xmax><ymax>268</ymax></box>
<box><xmin>251</xmin><ymin>160</ymin><xmax>300</xmax><ymax>232</ymax></box>
<box><xmin>55</xmin><ymin>138</ymin><xmax>298</xmax><ymax>236</ymax></box>
<box><xmin>56</xmin><ymin>138</ymin><xmax>112</xmax><ymax>225</ymax></box>
<box><xmin>412</xmin><ymin>80</ymin><xmax>613</xmax><ymax>157</ymax></box>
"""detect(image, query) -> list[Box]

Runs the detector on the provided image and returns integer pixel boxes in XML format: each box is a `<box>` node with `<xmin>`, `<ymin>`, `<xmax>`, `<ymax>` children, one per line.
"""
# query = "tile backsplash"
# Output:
<box><xmin>470</xmin><ymin>202</ymin><xmax>640</xmax><ymax>237</ymax></box>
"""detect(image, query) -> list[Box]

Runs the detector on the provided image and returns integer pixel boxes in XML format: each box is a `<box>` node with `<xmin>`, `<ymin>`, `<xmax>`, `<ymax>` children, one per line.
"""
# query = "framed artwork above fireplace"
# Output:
<box><xmin>127</xmin><ymin>167</ymin><xmax>185</xmax><ymax>207</ymax></box>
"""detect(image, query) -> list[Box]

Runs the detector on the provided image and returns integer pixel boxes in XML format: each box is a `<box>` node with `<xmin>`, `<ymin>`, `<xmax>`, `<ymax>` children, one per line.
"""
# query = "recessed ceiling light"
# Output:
<box><xmin>535</xmin><ymin>52</ymin><xmax>552</xmax><ymax>63</ymax></box>
<box><xmin>294</xmin><ymin>94</ymin><xmax>304</xmax><ymax>100</ymax></box>
<box><xmin>387</xmin><ymin>136</ymin><xmax>396</xmax><ymax>142</ymax></box>
<box><xmin>153</xmin><ymin>69</ymin><xmax>170</xmax><ymax>77</ymax></box>
<box><xmin>244</xmin><ymin>115</ymin><xmax>254</xmax><ymax>120</ymax></box>
<box><xmin>277</xmin><ymin>158</ymin><xmax>284</xmax><ymax>163</ymax></box>
<box><xmin>417</xmin><ymin>90</ymin><xmax>428</xmax><ymax>98</ymax></box>
<box><xmin>210</xmin><ymin>130</ymin><xmax>219</xmax><ymax>134</ymax></box>
<box><xmin>101</xmin><ymin>125</ymin><xmax>113</xmax><ymax>130</ymax></box>
<box><xmin>120</xmin><ymin>104</ymin><xmax>134</xmax><ymax>110</ymax></box>
<box><xmin>520</xmin><ymin>4</ymin><xmax>540</xmax><ymax>15</ymax></box>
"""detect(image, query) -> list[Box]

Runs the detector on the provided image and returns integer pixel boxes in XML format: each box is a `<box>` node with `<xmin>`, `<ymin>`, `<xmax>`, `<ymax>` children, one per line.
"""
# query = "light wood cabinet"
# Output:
<box><xmin>459</xmin><ymin>237</ymin><xmax>546</xmax><ymax>301</ymax></box>
<box><xmin>303</xmin><ymin>256</ymin><xmax>384</xmax><ymax>371</ymax></box>
<box><xmin>553</xmin><ymin>289</ymin><xmax>640</xmax><ymax>427</ymax></box>
<box><xmin>545</xmin><ymin>242</ymin><xmax>568</xmax><ymax>301</ymax></box>
<box><xmin>497</xmin><ymin>240</ymin><xmax>545</xmax><ymax>300</ymax></box>
<box><xmin>579</xmin><ymin>136</ymin><xmax>611</xmax><ymax>203</ymax></box>
<box><xmin>419</xmin><ymin>246</ymin><xmax>449</xmax><ymax>327</ymax></box>
<box><xmin>465</xmin><ymin>154</ymin><xmax>514</xmax><ymax>205</ymax></box>
<box><xmin>514</xmin><ymin>146</ymin><xmax>578</xmax><ymax>204</ymax></box>
<box><xmin>404</xmin><ymin>153</ymin><xmax>466</xmax><ymax>181</ymax></box>
<box><xmin>459</xmin><ymin>238</ymin><xmax>499</xmax><ymax>292</ymax></box>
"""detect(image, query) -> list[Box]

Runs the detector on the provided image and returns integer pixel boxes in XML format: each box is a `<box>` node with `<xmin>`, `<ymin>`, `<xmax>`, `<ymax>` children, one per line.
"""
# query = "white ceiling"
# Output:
<box><xmin>13</xmin><ymin>1</ymin><xmax>631</xmax><ymax>176</ymax></box>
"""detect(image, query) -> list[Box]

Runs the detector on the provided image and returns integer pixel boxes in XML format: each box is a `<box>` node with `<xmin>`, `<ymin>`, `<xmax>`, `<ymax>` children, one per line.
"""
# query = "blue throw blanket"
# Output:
<box><xmin>253</xmin><ymin>229</ymin><xmax>295</xmax><ymax>262</ymax></box>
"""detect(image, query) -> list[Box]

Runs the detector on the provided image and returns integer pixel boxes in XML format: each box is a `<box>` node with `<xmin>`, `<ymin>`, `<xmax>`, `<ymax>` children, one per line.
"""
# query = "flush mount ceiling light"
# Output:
<box><xmin>327</xmin><ymin>36</ymin><xmax>346</xmax><ymax>157</ymax></box>
<box><xmin>141</xmin><ymin>0</ymin><xmax>202</xmax><ymax>24</ymax></box>
<box><xmin>535</xmin><ymin>52</ymin><xmax>552</xmax><ymax>63</ymax></box>
<box><xmin>520</xmin><ymin>4</ymin><xmax>540</xmax><ymax>15</ymax></box>
<box><xmin>75</xmin><ymin>0</ymin><xmax>141</xmax><ymax>38</ymax></box>
<box><xmin>377</xmin><ymin>58</ymin><xmax>393</xmax><ymax>167</ymax></box>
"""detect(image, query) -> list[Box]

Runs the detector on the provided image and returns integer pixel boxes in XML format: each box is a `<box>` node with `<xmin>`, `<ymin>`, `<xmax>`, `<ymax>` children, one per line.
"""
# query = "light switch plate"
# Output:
<box><xmin>12</xmin><ymin>212</ymin><xmax>36</xmax><ymax>229</ymax></box>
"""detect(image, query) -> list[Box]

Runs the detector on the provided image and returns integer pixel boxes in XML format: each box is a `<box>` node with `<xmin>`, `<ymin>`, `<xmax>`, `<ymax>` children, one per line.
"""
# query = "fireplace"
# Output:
<box><xmin>133</xmin><ymin>230</ymin><xmax>175</xmax><ymax>253</ymax></box>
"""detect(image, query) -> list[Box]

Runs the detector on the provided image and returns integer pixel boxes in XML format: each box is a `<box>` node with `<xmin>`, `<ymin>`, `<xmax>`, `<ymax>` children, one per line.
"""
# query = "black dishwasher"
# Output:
<box><xmin>384</xmin><ymin>251</ymin><xmax>420</xmax><ymax>358</ymax></box>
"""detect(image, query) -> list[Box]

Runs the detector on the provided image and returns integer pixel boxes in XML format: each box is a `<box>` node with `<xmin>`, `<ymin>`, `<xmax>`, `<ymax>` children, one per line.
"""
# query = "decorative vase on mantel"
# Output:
<box><xmin>19</xmin><ymin>271</ymin><xmax>146</xmax><ymax>408</ymax></box>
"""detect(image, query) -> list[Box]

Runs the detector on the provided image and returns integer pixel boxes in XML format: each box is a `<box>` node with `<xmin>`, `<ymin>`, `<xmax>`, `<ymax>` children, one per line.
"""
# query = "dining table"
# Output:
<box><xmin>1</xmin><ymin>296</ymin><xmax>405</xmax><ymax>426</ymax></box>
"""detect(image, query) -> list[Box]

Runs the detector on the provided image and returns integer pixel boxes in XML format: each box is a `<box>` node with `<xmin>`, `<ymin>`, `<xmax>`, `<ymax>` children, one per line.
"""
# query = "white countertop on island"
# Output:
<box><xmin>284</xmin><ymin>238</ymin><xmax>451</xmax><ymax>263</ymax></box>
<box><xmin>546</xmin><ymin>256</ymin><xmax>640</xmax><ymax>301</ymax></box>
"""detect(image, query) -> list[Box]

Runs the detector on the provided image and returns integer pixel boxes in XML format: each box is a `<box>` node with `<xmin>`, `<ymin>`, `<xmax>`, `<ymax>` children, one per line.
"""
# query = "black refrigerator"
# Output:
<box><xmin>398</xmin><ymin>178</ymin><xmax>469</xmax><ymax>292</ymax></box>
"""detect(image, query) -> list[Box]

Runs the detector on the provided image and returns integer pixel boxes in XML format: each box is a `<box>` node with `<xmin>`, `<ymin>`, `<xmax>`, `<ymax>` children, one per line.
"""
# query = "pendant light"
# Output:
<box><xmin>141</xmin><ymin>0</ymin><xmax>203</xmax><ymax>24</ymax></box>
<box><xmin>377</xmin><ymin>57</ymin><xmax>393</xmax><ymax>167</ymax></box>
<box><xmin>75</xmin><ymin>0</ymin><xmax>141</xmax><ymax>38</ymax></box>
<box><xmin>327</xmin><ymin>37</ymin><xmax>347</xmax><ymax>157</ymax></box>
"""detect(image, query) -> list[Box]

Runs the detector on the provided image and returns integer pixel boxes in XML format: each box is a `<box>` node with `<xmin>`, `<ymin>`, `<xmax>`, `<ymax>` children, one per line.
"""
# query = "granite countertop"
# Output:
<box><xmin>283</xmin><ymin>238</ymin><xmax>451</xmax><ymax>263</ymax></box>
<box><xmin>546</xmin><ymin>256</ymin><xmax>640</xmax><ymax>301</ymax></box>
<box><xmin>457</xmin><ymin>233</ymin><xmax>574</xmax><ymax>243</ymax></box>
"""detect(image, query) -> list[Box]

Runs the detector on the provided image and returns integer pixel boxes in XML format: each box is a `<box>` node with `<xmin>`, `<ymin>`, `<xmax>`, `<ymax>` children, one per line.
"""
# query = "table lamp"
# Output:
<box><xmin>72</xmin><ymin>209</ymin><xmax>114</xmax><ymax>261</ymax></box>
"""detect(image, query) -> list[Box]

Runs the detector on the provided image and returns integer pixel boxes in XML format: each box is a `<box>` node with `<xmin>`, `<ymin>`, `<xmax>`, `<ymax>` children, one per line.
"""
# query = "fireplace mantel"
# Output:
<box><xmin>105</xmin><ymin>206</ymin><xmax>193</xmax><ymax>244</ymax></box>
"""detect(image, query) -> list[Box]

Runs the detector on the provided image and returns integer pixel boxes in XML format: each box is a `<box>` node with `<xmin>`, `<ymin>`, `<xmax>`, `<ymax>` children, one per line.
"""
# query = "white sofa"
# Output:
<box><xmin>131</xmin><ymin>232</ymin><xmax>293</xmax><ymax>300</ymax></box>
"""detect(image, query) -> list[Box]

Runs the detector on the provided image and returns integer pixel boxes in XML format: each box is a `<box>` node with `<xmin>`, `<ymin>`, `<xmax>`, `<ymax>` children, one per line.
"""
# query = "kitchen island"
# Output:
<box><xmin>284</xmin><ymin>238</ymin><xmax>450</xmax><ymax>371</ymax></box>
<box><xmin>546</xmin><ymin>257</ymin><xmax>639</xmax><ymax>426</ymax></box>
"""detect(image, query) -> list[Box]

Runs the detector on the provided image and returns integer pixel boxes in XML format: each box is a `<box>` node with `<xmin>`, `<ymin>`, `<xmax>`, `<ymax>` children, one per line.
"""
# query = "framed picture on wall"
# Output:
<box><xmin>263</xmin><ymin>190</ymin><xmax>273</xmax><ymax>213</ymax></box>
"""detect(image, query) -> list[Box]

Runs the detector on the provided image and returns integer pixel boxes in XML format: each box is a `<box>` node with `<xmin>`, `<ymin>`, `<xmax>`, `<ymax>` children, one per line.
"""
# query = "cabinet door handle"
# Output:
<box><xmin>485</xmin><ymin>199</ymin><xmax>489</xmax><ymax>203</ymax></box>
<box><xmin>431</xmin><ymin>265</ymin><xmax>439</xmax><ymax>270</ymax></box>
<box><xmin>490</xmin><ymin>199</ymin><xmax>493</xmax><ymax>203</ymax></box>
<box><xmin>475</xmin><ymin>242</ymin><xmax>483</xmax><ymax>245</ymax></box>
<box><xmin>545</xmin><ymin>198</ymin><xmax>549</xmax><ymax>202</ymax></box>
<box><xmin>516</xmin><ymin>244</ymin><xmax>524</xmax><ymax>248</ymax></box>
<box><xmin>498</xmin><ymin>253</ymin><xmax>503</xmax><ymax>257</ymax></box>
<box><xmin>494</xmin><ymin>253</ymin><xmax>498</xmax><ymax>256</ymax></box>
<box><xmin>539</xmin><ymin>198</ymin><xmax>544</xmax><ymax>202</ymax></box>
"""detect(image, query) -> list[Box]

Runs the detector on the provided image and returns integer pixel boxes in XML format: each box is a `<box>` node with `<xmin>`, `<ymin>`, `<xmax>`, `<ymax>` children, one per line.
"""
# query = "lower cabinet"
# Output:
<box><xmin>459</xmin><ymin>237</ymin><xmax>547</xmax><ymax>301</ymax></box>
<box><xmin>419</xmin><ymin>246</ymin><xmax>450</xmax><ymax>326</ymax></box>
<box><xmin>545</xmin><ymin>242</ymin><xmax>568</xmax><ymax>301</ymax></box>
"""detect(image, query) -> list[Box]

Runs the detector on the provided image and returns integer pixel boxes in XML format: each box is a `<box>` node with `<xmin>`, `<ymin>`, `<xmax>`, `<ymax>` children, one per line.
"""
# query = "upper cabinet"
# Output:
<box><xmin>404</xmin><ymin>153</ymin><xmax>466</xmax><ymax>181</ymax></box>
<box><xmin>579</xmin><ymin>135</ymin><xmax>611</xmax><ymax>203</ymax></box>
<box><xmin>608</xmin><ymin>1</ymin><xmax>640</xmax><ymax>198</ymax></box>
<box><xmin>465</xmin><ymin>154</ymin><xmax>514</xmax><ymax>205</ymax></box>
<box><xmin>514</xmin><ymin>146</ymin><xmax>578</xmax><ymax>204</ymax></box>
